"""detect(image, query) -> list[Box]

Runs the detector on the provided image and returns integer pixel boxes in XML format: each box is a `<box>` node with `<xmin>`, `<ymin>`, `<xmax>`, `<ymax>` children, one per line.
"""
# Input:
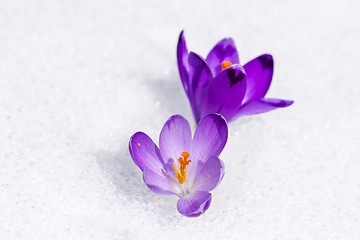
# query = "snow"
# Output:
<box><xmin>1</xmin><ymin>0</ymin><xmax>360</xmax><ymax>239</ymax></box>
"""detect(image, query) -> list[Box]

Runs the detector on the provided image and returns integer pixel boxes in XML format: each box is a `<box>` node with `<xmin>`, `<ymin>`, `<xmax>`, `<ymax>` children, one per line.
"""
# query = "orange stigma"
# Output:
<box><xmin>221</xmin><ymin>61</ymin><xmax>232</xmax><ymax>70</ymax></box>
<box><xmin>173</xmin><ymin>152</ymin><xmax>191</xmax><ymax>184</ymax></box>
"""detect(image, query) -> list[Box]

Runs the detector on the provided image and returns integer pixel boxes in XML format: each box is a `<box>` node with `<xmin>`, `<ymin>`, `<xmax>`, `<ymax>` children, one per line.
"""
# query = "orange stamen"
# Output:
<box><xmin>173</xmin><ymin>152</ymin><xmax>191</xmax><ymax>184</ymax></box>
<box><xmin>221</xmin><ymin>61</ymin><xmax>232</xmax><ymax>70</ymax></box>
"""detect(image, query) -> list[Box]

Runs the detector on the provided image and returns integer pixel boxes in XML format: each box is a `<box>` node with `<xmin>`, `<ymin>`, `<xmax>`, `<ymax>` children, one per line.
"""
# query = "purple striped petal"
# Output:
<box><xmin>192</xmin><ymin>156</ymin><xmax>225</xmax><ymax>192</ymax></box>
<box><xmin>200</xmin><ymin>64</ymin><xmax>247</xmax><ymax>122</ymax></box>
<box><xmin>177</xmin><ymin>30</ymin><xmax>190</xmax><ymax>94</ymax></box>
<box><xmin>159</xmin><ymin>115</ymin><xmax>192</xmax><ymax>165</ymax></box>
<box><xmin>143</xmin><ymin>168</ymin><xmax>178</xmax><ymax>195</ymax></box>
<box><xmin>192</xmin><ymin>114</ymin><xmax>228</xmax><ymax>162</ymax></box>
<box><xmin>236</xmin><ymin>98</ymin><xmax>294</xmax><ymax>117</ymax></box>
<box><xmin>177</xmin><ymin>191</ymin><xmax>212</xmax><ymax>217</ymax></box>
<box><xmin>206</xmin><ymin>38</ymin><xmax>239</xmax><ymax>76</ymax></box>
<box><xmin>129</xmin><ymin>132</ymin><xmax>164</xmax><ymax>173</ymax></box>
<box><xmin>242</xmin><ymin>54</ymin><xmax>274</xmax><ymax>103</ymax></box>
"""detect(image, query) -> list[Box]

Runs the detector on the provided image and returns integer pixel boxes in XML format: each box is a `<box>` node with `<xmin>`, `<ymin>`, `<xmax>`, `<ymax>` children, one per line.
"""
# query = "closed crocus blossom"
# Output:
<box><xmin>129</xmin><ymin>114</ymin><xmax>227</xmax><ymax>217</ymax></box>
<box><xmin>177</xmin><ymin>31</ymin><xmax>294</xmax><ymax>123</ymax></box>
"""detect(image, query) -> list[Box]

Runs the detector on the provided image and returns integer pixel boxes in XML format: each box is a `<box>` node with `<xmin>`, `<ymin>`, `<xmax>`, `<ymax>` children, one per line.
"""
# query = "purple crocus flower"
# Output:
<box><xmin>177</xmin><ymin>31</ymin><xmax>294</xmax><ymax>123</ymax></box>
<box><xmin>129</xmin><ymin>114</ymin><xmax>227</xmax><ymax>217</ymax></box>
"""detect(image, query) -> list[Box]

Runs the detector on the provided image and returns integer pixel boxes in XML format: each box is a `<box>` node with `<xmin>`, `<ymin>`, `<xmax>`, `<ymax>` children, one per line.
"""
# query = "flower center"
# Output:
<box><xmin>221</xmin><ymin>61</ymin><xmax>232</xmax><ymax>70</ymax></box>
<box><xmin>173</xmin><ymin>152</ymin><xmax>191</xmax><ymax>184</ymax></box>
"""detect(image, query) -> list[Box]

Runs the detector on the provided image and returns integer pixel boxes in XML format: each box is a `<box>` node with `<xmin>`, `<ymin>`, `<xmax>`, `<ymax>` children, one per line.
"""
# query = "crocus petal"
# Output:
<box><xmin>177</xmin><ymin>30</ymin><xmax>190</xmax><ymax>94</ymax></box>
<box><xmin>192</xmin><ymin>114</ymin><xmax>228</xmax><ymax>162</ymax></box>
<box><xmin>143</xmin><ymin>168</ymin><xmax>179</xmax><ymax>195</ymax></box>
<box><xmin>242</xmin><ymin>54</ymin><xmax>274</xmax><ymax>103</ymax></box>
<box><xmin>206</xmin><ymin>38</ymin><xmax>239</xmax><ymax>76</ymax></box>
<box><xmin>190</xmin><ymin>156</ymin><xmax>225</xmax><ymax>192</ymax></box>
<box><xmin>177</xmin><ymin>191</ymin><xmax>212</xmax><ymax>217</ymax></box>
<box><xmin>200</xmin><ymin>64</ymin><xmax>247</xmax><ymax>122</ymax></box>
<box><xmin>159</xmin><ymin>115</ymin><xmax>192</xmax><ymax>165</ymax></box>
<box><xmin>236</xmin><ymin>98</ymin><xmax>294</xmax><ymax>117</ymax></box>
<box><xmin>129</xmin><ymin>132</ymin><xmax>165</xmax><ymax>173</ymax></box>
<box><xmin>187</xmin><ymin>52</ymin><xmax>213</xmax><ymax>122</ymax></box>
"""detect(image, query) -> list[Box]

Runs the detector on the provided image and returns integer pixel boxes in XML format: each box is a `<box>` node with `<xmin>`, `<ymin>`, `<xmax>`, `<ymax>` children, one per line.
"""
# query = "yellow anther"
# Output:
<box><xmin>137</xmin><ymin>143</ymin><xmax>140</xmax><ymax>146</ymax></box>
<box><xmin>173</xmin><ymin>152</ymin><xmax>191</xmax><ymax>184</ymax></box>
<box><xmin>221</xmin><ymin>61</ymin><xmax>232</xmax><ymax>70</ymax></box>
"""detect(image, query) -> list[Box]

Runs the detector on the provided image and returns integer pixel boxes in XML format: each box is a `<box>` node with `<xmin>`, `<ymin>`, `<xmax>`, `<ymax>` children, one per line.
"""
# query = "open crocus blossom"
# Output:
<box><xmin>129</xmin><ymin>114</ymin><xmax>227</xmax><ymax>217</ymax></box>
<box><xmin>177</xmin><ymin>31</ymin><xmax>294</xmax><ymax>123</ymax></box>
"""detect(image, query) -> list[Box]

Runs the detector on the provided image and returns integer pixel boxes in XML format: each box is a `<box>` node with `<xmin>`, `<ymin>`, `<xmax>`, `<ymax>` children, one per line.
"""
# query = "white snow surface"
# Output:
<box><xmin>1</xmin><ymin>0</ymin><xmax>360</xmax><ymax>239</ymax></box>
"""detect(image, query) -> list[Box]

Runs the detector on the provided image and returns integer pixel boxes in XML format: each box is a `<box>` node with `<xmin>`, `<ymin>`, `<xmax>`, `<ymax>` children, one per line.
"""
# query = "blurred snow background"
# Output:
<box><xmin>1</xmin><ymin>0</ymin><xmax>359</xmax><ymax>239</ymax></box>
